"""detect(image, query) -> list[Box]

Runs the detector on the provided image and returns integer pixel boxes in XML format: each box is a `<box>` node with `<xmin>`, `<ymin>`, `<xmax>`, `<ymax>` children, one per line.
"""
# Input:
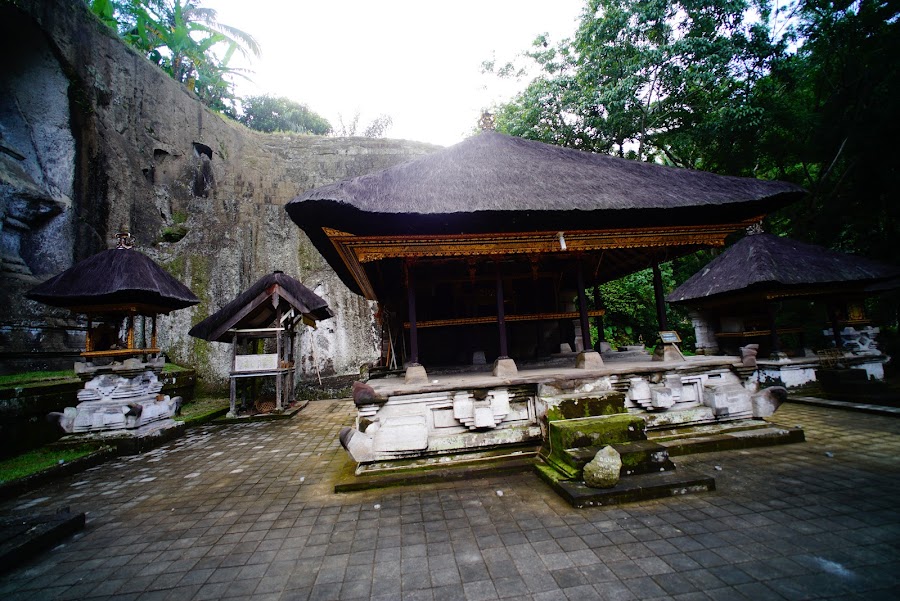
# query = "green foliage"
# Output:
<box><xmin>239</xmin><ymin>95</ymin><xmax>332</xmax><ymax>135</ymax></box>
<box><xmin>85</xmin><ymin>0</ymin><xmax>260</xmax><ymax>112</ymax></box>
<box><xmin>592</xmin><ymin>264</ymin><xmax>695</xmax><ymax>349</ymax></box>
<box><xmin>490</xmin><ymin>0</ymin><xmax>784</xmax><ymax>163</ymax></box>
<box><xmin>336</xmin><ymin>112</ymin><xmax>395</xmax><ymax>138</ymax></box>
<box><xmin>490</xmin><ymin>0</ymin><xmax>900</xmax><ymax>341</ymax></box>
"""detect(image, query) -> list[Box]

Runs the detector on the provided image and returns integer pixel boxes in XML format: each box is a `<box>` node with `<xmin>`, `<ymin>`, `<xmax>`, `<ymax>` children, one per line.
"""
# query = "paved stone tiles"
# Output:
<box><xmin>1</xmin><ymin>400</ymin><xmax>898</xmax><ymax>600</ymax></box>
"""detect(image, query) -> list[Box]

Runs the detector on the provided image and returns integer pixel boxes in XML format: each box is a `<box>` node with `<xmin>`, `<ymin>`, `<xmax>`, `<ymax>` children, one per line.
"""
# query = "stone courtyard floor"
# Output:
<box><xmin>1</xmin><ymin>400</ymin><xmax>898</xmax><ymax>601</ymax></box>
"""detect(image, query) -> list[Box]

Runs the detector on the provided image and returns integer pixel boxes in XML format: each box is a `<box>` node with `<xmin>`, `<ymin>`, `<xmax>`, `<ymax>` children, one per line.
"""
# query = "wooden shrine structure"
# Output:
<box><xmin>188</xmin><ymin>271</ymin><xmax>332</xmax><ymax>416</ymax></box>
<box><xmin>287</xmin><ymin>130</ymin><xmax>806</xmax><ymax>382</ymax></box>
<box><xmin>667</xmin><ymin>230</ymin><xmax>899</xmax><ymax>358</ymax></box>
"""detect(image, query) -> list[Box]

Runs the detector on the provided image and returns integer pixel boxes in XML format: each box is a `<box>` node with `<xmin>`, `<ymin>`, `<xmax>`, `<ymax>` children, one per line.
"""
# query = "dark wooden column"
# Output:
<box><xmin>828</xmin><ymin>303</ymin><xmax>843</xmax><ymax>350</ymax></box>
<box><xmin>768</xmin><ymin>302</ymin><xmax>781</xmax><ymax>356</ymax></box>
<box><xmin>652</xmin><ymin>263</ymin><xmax>668</xmax><ymax>331</ymax></box>
<box><xmin>406</xmin><ymin>261</ymin><xmax>420</xmax><ymax>365</ymax></box>
<box><xmin>496</xmin><ymin>261</ymin><xmax>509</xmax><ymax>358</ymax></box>
<box><xmin>592</xmin><ymin>284</ymin><xmax>605</xmax><ymax>349</ymax></box>
<box><xmin>576</xmin><ymin>259</ymin><xmax>592</xmax><ymax>350</ymax></box>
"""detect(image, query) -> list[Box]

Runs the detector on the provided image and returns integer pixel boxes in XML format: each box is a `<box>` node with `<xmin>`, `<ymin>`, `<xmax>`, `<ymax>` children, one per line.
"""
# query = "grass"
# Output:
<box><xmin>178</xmin><ymin>396</ymin><xmax>230</xmax><ymax>425</ymax></box>
<box><xmin>0</xmin><ymin>370</ymin><xmax>78</xmax><ymax>389</ymax></box>
<box><xmin>0</xmin><ymin>364</ymin><xmax>192</xmax><ymax>390</ymax></box>
<box><xmin>0</xmin><ymin>445</ymin><xmax>102</xmax><ymax>483</ymax></box>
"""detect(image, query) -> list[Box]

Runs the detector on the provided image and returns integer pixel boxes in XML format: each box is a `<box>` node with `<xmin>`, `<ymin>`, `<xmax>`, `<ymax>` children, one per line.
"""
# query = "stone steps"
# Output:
<box><xmin>655</xmin><ymin>424</ymin><xmax>805</xmax><ymax>457</ymax></box>
<box><xmin>561</xmin><ymin>440</ymin><xmax>676</xmax><ymax>477</ymax></box>
<box><xmin>535</xmin><ymin>463</ymin><xmax>715</xmax><ymax>508</ymax></box>
<box><xmin>334</xmin><ymin>445</ymin><xmax>540</xmax><ymax>492</ymax></box>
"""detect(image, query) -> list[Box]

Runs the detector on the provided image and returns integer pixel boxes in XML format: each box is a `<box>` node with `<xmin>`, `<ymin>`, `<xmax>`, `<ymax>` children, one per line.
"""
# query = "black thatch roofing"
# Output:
<box><xmin>188</xmin><ymin>271</ymin><xmax>332</xmax><ymax>343</ymax></box>
<box><xmin>287</xmin><ymin>131</ymin><xmax>804</xmax><ymax>233</ymax></box>
<box><xmin>27</xmin><ymin>248</ymin><xmax>199</xmax><ymax>313</ymax></box>
<box><xmin>667</xmin><ymin>233</ymin><xmax>900</xmax><ymax>304</ymax></box>
<box><xmin>286</xmin><ymin>131</ymin><xmax>806</xmax><ymax>295</ymax></box>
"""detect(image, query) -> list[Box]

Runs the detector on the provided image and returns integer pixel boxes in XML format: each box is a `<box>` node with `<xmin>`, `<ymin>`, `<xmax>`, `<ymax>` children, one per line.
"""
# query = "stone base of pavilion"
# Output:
<box><xmin>341</xmin><ymin>352</ymin><xmax>814</xmax><ymax>476</ymax></box>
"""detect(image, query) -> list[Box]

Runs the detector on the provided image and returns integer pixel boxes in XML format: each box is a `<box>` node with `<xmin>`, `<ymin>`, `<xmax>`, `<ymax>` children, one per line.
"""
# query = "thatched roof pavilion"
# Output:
<box><xmin>286</xmin><ymin>131</ymin><xmax>806</xmax><ymax>375</ymax></box>
<box><xmin>667</xmin><ymin>232</ymin><xmax>898</xmax><ymax>356</ymax></box>
<box><xmin>667</xmin><ymin>233</ymin><xmax>899</xmax><ymax>305</ymax></box>
<box><xmin>27</xmin><ymin>247</ymin><xmax>199</xmax><ymax>315</ymax></box>
<box><xmin>189</xmin><ymin>271</ymin><xmax>332</xmax><ymax>343</ymax></box>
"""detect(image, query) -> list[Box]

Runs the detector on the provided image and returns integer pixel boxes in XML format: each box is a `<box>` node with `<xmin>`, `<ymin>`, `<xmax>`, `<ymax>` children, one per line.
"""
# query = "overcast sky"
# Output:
<box><xmin>212</xmin><ymin>0</ymin><xmax>584</xmax><ymax>146</ymax></box>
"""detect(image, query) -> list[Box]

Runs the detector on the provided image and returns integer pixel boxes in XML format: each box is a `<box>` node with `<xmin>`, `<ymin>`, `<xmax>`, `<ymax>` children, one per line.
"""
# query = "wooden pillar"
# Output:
<box><xmin>768</xmin><ymin>303</ymin><xmax>781</xmax><ymax>356</ymax></box>
<box><xmin>828</xmin><ymin>303</ymin><xmax>843</xmax><ymax>350</ymax></box>
<box><xmin>496</xmin><ymin>261</ymin><xmax>509</xmax><ymax>358</ymax></box>
<box><xmin>652</xmin><ymin>263</ymin><xmax>668</xmax><ymax>331</ymax></box>
<box><xmin>576</xmin><ymin>260</ymin><xmax>592</xmax><ymax>349</ymax></box>
<box><xmin>592</xmin><ymin>285</ymin><xmax>605</xmax><ymax>349</ymax></box>
<box><xmin>406</xmin><ymin>262</ymin><xmax>420</xmax><ymax>365</ymax></box>
<box><xmin>151</xmin><ymin>315</ymin><xmax>158</xmax><ymax>348</ymax></box>
<box><xmin>85</xmin><ymin>317</ymin><xmax>93</xmax><ymax>352</ymax></box>
<box><xmin>126</xmin><ymin>311</ymin><xmax>135</xmax><ymax>349</ymax></box>
<box><xmin>275</xmin><ymin>308</ymin><xmax>283</xmax><ymax>411</ymax></box>
<box><xmin>229</xmin><ymin>333</ymin><xmax>237</xmax><ymax>416</ymax></box>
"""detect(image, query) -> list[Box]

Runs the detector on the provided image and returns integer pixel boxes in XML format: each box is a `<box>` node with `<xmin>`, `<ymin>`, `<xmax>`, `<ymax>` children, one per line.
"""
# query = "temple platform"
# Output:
<box><xmin>339</xmin><ymin>352</ymin><xmax>825</xmax><ymax>471</ymax></box>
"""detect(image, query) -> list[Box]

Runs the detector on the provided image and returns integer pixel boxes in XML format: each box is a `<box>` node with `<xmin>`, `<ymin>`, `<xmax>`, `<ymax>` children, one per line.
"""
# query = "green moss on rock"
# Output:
<box><xmin>545</xmin><ymin>392</ymin><xmax>626</xmax><ymax>421</ymax></box>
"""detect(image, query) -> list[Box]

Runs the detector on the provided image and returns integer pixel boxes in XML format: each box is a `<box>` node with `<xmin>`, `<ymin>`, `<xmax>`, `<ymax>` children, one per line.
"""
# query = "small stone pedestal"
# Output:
<box><xmin>492</xmin><ymin>357</ymin><xmax>518</xmax><ymax>377</ymax></box>
<box><xmin>405</xmin><ymin>364</ymin><xmax>428</xmax><ymax>384</ymax></box>
<box><xmin>576</xmin><ymin>350</ymin><xmax>604</xmax><ymax>370</ymax></box>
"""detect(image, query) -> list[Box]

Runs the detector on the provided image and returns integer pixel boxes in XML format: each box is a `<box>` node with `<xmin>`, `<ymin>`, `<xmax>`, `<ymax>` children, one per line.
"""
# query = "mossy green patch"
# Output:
<box><xmin>178</xmin><ymin>397</ymin><xmax>229</xmax><ymax>426</ymax></box>
<box><xmin>548</xmin><ymin>414</ymin><xmax>647</xmax><ymax>451</ymax></box>
<box><xmin>542</xmin><ymin>414</ymin><xmax>647</xmax><ymax>481</ymax></box>
<box><xmin>160</xmin><ymin>225</ymin><xmax>188</xmax><ymax>243</ymax></box>
<box><xmin>0</xmin><ymin>445</ymin><xmax>100</xmax><ymax>483</ymax></box>
<box><xmin>0</xmin><ymin>370</ymin><xmax>77</xmax><ymax>389</ymax></box>
<box><xmin>545</xmin><ymin>392</ymin><xmax>626</xmax><ymax>421</ymax></box>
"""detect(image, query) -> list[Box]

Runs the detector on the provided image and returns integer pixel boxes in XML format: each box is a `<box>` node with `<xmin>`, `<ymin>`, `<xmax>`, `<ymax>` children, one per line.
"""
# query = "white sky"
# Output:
<box><xmin>211</xmin><ymin>0</ymin><xmax>585</xmax><ymax>146</ymax></box>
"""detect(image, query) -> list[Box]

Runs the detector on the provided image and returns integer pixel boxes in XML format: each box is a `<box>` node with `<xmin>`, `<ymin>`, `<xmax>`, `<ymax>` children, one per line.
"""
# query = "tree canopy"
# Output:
<box><xmin>87</xmin><ymin>0</ymin><xmax>260</xmax><ymax>112</ymax></box>
<box><xmin>238</xmin><ymin>96</ymin><xmax>332</xmax><ymax>135</ymax></box>
<box><xmin>489</xmin><ymin>0</ymin><xmax>899</xmax><ymax>347</ymax></box>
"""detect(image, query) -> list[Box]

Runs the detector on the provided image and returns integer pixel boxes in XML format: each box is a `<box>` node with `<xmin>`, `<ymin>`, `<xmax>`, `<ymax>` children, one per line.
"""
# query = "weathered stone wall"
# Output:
<box><xmin>0</xmin><ymin>0</ymin><xmax>439</xmax><ymax>387</ymax></box>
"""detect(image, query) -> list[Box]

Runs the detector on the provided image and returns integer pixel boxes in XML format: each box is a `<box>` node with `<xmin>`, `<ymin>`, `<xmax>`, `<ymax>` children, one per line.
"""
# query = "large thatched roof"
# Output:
<box><xmin>27</xmin><ymin>248</ymin><xmax>199</xmax><ymax>313</ymax></box>
<box><xmin>667</xmin><ymin>233</ymin><xmax>899</xmax><ymax>304</ymax></box>
<box><xmin>188</xmin><ymin>271</ymin><xmax>332</xmax><ymax>343</ymax></box>
<box><xmin>286</xmin><ymin>131</ymin><xmax>805</xmax><ymax>296</ymax></box>
<box><xmin>287</xmin><ymin>131</ymin><xmax>804</xmax><ymax>234</ymax></box>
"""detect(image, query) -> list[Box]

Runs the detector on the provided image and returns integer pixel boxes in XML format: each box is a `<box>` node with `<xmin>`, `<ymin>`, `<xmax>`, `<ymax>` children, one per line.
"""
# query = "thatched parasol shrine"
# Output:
<box><xmin>26</xmin><ymin>233</ymin><xmax>199</xmax><ymax>434</ymax></box>
<box><xmin>188</xmin><ymin>271</ymin><xmax>332</xmax><ymax>417</ymax></box>
<box><xmin>667</xmin><ymin>229</ymin><xmax>899</xmax><ymax>359</ymax></box>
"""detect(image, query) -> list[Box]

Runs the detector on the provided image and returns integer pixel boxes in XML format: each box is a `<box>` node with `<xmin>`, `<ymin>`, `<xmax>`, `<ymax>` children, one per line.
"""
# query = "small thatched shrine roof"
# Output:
<box><xmin>667</xmin><ymin>233</ymin><xmax>900</xmax><ymax>304</ymax></box>
<box><xmin>27</xmin><ymin>248</ymin><xmax>199</xmax><ymax>314</ymax></box>
<box><xmin>188</xmin><ymin>271</ymin><xmax>332</xmax><ymax>343</ymax></box>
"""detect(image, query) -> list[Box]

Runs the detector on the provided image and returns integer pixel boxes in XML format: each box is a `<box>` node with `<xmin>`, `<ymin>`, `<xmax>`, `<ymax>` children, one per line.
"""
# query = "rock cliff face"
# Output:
<box><xmin>0</xmin><ymin>0</ymin><xmax>439</xmax><ymax>385</ymax></box>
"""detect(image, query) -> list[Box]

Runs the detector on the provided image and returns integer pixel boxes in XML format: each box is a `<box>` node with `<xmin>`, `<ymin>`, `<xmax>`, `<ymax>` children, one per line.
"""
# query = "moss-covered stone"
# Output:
<box><xmin>548</xmin><ymin>414</ymin><xmax>647</xmax><ymax>451</ymax></box>
<box><xmin>541</xmin><ymin>414</ymin><xmax>648</xmax><ymax>480</ymax></box>
<box><xmin>545</xmin><ymin>392</ymin><xmax>626</xmax><ymax>421</ymax></box>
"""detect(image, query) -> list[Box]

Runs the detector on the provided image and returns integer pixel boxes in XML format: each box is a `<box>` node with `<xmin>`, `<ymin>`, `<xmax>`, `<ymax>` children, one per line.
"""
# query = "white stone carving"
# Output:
<box><xmin>60</xmin><ymin>371</ymin><xmax>180</xmax><ymax>434</ymax></box>
<box><xmin>823</xmin><ymin>326</ymin><xmax>881</xmax><ymax>354</ymax></box>
<box><xmin>453</xmin><ymin>389</ymin><xmax>510</xmax><ymax>430</ymax></box>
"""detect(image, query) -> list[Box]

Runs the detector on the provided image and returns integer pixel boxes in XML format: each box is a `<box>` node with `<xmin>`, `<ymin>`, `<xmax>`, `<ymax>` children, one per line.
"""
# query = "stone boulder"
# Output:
<box><xmin>751</xmin><ymin>386</ymin><xmax>787</xmax><ymax>418</ymax></box>
<box><xmin>583</xmin><ymin>445</ymin><xmax>622</xmax><ymax>489</ymax></box>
